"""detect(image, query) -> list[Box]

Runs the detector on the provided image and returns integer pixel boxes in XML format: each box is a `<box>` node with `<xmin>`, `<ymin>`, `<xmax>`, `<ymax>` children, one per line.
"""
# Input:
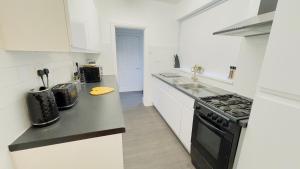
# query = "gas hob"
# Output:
<box><xmin>199</xmin><ymin>94</ymin><xmax>253</xmax><ymax>121</ymax></box>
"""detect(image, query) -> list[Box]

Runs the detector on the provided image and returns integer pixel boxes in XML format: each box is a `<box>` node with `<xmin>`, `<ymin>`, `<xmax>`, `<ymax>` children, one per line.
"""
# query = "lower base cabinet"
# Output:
<box><xmin>11</xmin><ymin>134</ymin><xmax>124</xmax><ymax>169</ymax></box>
<box><xmin>152</xmin><ymin>77</ymin><xmax>194</xmax><ymax>152</ymax></box>
<box><xmin>179</xmin><ymin>106</ymin><xmax>194</xmax><ymax>151</ymax></box>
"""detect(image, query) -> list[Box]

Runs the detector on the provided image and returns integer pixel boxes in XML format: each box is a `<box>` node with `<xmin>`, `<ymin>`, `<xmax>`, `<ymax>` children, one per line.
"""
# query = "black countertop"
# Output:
<box><xmin>9</xmin><ymin>76</ymin><xmax>125</xmax><ymax>152</ymax></box>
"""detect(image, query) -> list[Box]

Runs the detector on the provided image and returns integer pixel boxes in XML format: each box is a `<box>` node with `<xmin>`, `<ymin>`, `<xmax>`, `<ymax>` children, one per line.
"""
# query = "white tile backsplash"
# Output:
<box><xmin>0</xmin><ymin>49</ymin><xmax>88</xmax><ymax>169</ymax></box>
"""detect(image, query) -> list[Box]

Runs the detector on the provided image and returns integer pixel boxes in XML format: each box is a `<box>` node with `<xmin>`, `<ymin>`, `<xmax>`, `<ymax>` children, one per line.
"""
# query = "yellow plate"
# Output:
<box><xmin>90</xmin><ymin>87</ymin><xmax>114</xmax><ymax>96</ymax></box>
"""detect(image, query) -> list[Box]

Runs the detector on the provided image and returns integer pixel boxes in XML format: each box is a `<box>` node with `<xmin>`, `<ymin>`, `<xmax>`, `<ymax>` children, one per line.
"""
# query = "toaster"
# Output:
<box><xmin>79</xmin><ymin>65</ymin><xmax>103</xmax><ymax>83</ymax></box>
<box><xmin>52</xmin><ymin>83</ymin><xmax>78</xmax><ymax>110</ymax></box>
<box><xmin>27</xmin><ymin>87</ymin><xmax>60</xmax><ymax>127</ymax></box>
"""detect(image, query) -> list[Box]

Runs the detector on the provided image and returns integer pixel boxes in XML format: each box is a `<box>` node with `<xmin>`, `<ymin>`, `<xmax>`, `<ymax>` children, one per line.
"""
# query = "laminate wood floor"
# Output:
<box><xmin>120</xmin><ymin>91</ymin><xmax>195</xmax><ymax>169</ymax></box>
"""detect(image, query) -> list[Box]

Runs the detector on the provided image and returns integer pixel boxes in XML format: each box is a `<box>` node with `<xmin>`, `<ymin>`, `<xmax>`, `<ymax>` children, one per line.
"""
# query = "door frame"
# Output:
<box><xmin>115</xmin><ymin>28</ymin><xmax>144</xmax><ymax>92</ymax></box>
<box><xmin>111</xmin><ymin>23</ymin><xmax>151</xmax><ymax>106</ymax></box>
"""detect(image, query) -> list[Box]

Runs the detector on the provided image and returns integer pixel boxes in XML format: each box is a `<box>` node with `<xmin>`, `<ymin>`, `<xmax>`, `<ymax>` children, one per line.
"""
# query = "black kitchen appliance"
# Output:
<box><xmin>191</xmin><ymin>94</ymin><xmax>252</xmax><ymax>169</ymax></box>
<box><xmin>27</xmin><ymin>87</ymin><xmax>59</xmax><ymax>127</ymax></box>
<box><xmin>52</xmin><ymin>83</ymin><xmax>78</xmax><ymax>110</ymax></box>
<box><xmin>79</xmin><ymin>65</ymin><xmax>103</xmax><ymax>83</ymax></box>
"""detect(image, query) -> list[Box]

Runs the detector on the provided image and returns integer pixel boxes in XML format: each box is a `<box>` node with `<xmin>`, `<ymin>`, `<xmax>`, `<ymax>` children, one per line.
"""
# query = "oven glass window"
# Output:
<box><xmin>196</xmin><ymin>122</ymin><xmax>221</xmax><ymax>159</ymax></box>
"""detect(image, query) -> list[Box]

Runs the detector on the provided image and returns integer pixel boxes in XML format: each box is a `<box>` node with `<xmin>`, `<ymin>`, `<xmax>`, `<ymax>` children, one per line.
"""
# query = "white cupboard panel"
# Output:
<box><xmin>11</xmin><ymin>134</ymin><xmax>124</xmax><ymax>169</ymax></box>
<box><xmin>169</xmin><ymin>86</ymin><xmax>194</xmax><ymax>109</ymax></box>
<box><xmin>258</xmin><ymin>0</ymin><xmax>300</xmax><ymax>96</ymax></box>
<box><xmin>70</xmin><ymin>22</ymin><xmax>87</xmax><ymax>49</ymax></box>
<box><xmin>152</xmin><ymin>77</ymin><xmax>182</xmax><ymax>136</ymax></box>
<box><xmin>163</xmin><ymin>93</ymin><xmax>182</xmax><ymax>136</ymax></box>
<box><xmin>0</xmin><ymin>0</ymin><xmax>70</xmax><ymax>51</ymax></box>
<box><xmin>152</xmin><ymin>77</ymin><xmax>195</xmax><ymax>152</ymax></box>
<box><xmin>0</xmin><ymin>0</ymin><xmax>100</xmax><ymax>53</ymax></box>
<box><xmin>179</xmin><ymin>106</ymin><xmax>194</xmax><ymax>153</ymax></box>
<box><xmin>152</xmin><ymin>78</ymin><xmax>161</xmax><ymax>110</ymax></box>
<box><xmin>66</xmin><ymin>0</ymin><xmax>100</xmax><ymax>52</ymax></box>
<box><xmin>237</xmin><ymin>94</ymin><xmax>300</xmax><ymax>169</ymax></box>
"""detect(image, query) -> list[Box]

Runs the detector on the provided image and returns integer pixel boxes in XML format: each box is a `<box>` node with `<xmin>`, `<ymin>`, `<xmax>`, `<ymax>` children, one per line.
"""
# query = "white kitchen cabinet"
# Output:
<box><xmin>179</xmin><ymin>106</ymin><xmax>194</xmax><ymax>152</ymax></box>
<box><xmin>0</xmin><ymin>0</ymin><xmax>100</xmax><ymax>53</ymax></box>
<box><xmin>152</xmin><ymin>76</ymin><xmax>195</xmax><ymax>152</ymax></box>
<box><xmin>152</xmin><ymin>77</ymin><xmax>182</xmax><ymax>136</ymax></box>
<box><xmin>152</xmin><ymin>79</ymin><xmax>162</xmax><ymax>112</ymax></box>
<box><xmin>237</xmin><ymin>96</ymin><xmax>300</xmax><ymax>169</ymax></box>
<box><xmin>257</xmin><ymin>0</ymin><xmax>300</xmax><ymax>96</ymax></box>
<box><xmin>236</xmin><ymin>1</ymin><xmax>300</xmax><ymax>169</ymax></box>
<box><xmin>66</xmin><ymin>0</ymin><xmax>100</xmax><ymax>52</ymax></box>
<box><xmin>11</xmin><ymin>134</ymin><xmax>124</xmax><ymax>169</ymax></box>
<box><xmin>163</xmin><ymin>92</ymin><xmax>182</xmax><ymax>136</ymax></box>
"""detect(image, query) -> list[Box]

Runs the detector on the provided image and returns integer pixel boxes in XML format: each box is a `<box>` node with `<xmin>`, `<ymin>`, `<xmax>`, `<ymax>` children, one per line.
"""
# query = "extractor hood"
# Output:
<box><xmin>213</xmin><ymin>0</ymin><xmax>278</xmax><ymax>37</ymax></box>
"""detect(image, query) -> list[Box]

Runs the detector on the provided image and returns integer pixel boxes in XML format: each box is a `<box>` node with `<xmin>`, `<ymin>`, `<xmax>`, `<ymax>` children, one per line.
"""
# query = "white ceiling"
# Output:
<box><xmin>153</xmin><ymin>0</ymin><xmax>182</xmax><ymax>4</ymax></box>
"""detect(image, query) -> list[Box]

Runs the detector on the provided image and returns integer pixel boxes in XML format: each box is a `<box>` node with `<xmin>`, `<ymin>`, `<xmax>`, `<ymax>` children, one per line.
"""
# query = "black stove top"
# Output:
<box><xmin>200</xmin><ymin>94</ymin><xmax>253</xmax><ymax>120</ymax></box>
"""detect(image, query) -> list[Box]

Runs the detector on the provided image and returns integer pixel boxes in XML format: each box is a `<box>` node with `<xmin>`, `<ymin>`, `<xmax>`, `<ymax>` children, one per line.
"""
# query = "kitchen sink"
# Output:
<box><xmin>160</xmin><ymin>73</ymin><xmax>182</xmax><ymax>78</ymax></box>
<box><xmin>179</xmin><ymin>83</ymin><xmax>206</xmax><ymax>90</ymax></box>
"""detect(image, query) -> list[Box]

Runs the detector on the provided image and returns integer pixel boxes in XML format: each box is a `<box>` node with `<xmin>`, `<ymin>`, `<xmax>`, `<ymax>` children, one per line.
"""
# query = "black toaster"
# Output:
<box><xmin>79</xmin><ymin>65</ymin><xmax>103</xmax><ymax>83</ymax></box>
<box><xmin>27</xmin><ymin>87</ymin><xmax>60</xmax><ymax>127</ymax></box>
<box><xmin>52</xmin><ymin>83</ymin><xmax>78</xmax><ymax>110</ymax></box>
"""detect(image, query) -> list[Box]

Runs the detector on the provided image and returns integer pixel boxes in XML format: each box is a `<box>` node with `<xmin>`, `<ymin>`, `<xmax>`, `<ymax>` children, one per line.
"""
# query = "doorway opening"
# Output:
<box><xmin>115</xmin><ymin>28</ymin><xmax>144</xmax><ymax>93</ymax></box>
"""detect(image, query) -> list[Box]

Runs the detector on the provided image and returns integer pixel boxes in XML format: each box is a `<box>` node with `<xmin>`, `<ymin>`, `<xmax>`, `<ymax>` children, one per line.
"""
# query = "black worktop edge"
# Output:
<box><xmin>9</xmin><ymin>127</ymin><xmax>125</xmax><ymax>152</ymax></box>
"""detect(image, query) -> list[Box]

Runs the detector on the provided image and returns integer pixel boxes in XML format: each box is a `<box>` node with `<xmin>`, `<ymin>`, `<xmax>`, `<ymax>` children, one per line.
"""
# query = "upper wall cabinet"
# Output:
<box><xmin>66</xmin><ymin>0</ymin><xmax>100</xmax><ymax>53</ymax></box>
<box><xmin>258</xmin><ymin>0</ymin><xmax>300</xmax><ymax>97</ymax></box>
<box><xmin>0</xmin><ymin>0</ymin><xmax>100</xmax><ymax>53</ymax></box>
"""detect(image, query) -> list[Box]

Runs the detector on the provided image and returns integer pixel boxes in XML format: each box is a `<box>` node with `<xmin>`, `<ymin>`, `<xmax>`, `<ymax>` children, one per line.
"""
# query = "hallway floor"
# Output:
<box><xmin>120</xmin><ymin>91</ymin><xmax>195</xmax><ymax>169</ymax></box>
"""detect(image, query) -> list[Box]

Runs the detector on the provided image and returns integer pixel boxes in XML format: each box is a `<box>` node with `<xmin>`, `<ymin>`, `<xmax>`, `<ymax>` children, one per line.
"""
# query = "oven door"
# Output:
<box><xmin>191</xmin><ymin>113</ymin><xmax>234</xmax><ymax>169</ymax></box>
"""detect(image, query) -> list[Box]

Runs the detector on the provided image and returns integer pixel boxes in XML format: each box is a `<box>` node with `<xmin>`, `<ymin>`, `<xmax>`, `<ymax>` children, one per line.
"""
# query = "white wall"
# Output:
<box><xmin>177</xmin><ymin>0</ymin><xmax>269</xmax><ymax>98</ymax></box>
<box><xmin>0</xmin><ymin>50</ymin><xmax>87</xmax><ymax>169</ymax></box>
<box><xmin>176</xmin><ymin>0</ymin><xmax>217</xmax><ymax>19</ymax></box>
<box><xmin>178</xmin><ymin>0</ymin><xmax>249</xmax><ymax>78</ymax></box>
<box><xmin>95</xmin><ymin>0</ymin><xmax>178</xmax><ymax>75</ymax></box>
<box><xmin>94</xmin><ymin>0</ymin><xmax>179</xmax><ymax>105</ymax></box>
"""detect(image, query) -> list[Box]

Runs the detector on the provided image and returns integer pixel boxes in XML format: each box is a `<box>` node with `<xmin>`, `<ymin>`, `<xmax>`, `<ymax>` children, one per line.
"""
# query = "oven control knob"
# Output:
<box><xmin>217</xmin><ymin>118</ymin><xmax>223</xmax><ymax>123</ymax></box>
<box><xmin>195</xmin><ymin>105</ymin><xmax>201</xmax><ymax>110</ymax></box>
<box><xmin>212</xmin><ymin>114</ymin><xmax>218</xmax><ymax>120</ymax></box>
<box><xmin>223</xmin><ymin>121</ymin><xmax>229</xmax><ymax>127</ymax></box>
<box><xmin>207</xmin><ymin>112</ymin><xmax>213</xmax><ymax>117</ymax></box>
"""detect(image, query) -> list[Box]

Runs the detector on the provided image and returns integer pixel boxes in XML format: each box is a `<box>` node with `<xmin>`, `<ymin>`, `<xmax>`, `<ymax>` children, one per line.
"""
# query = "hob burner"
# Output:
<box><xmin>200</xmin><ymin>94</ymin><xmax>253</xmax><ymax>120</ymax></box>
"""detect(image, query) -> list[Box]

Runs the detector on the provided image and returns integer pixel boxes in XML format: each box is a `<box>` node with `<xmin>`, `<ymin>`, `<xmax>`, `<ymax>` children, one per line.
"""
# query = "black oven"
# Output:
<box><xmin>191</xmin><ymin>102</ymin><xmax>241</xmax><ymax>169</ymax></box>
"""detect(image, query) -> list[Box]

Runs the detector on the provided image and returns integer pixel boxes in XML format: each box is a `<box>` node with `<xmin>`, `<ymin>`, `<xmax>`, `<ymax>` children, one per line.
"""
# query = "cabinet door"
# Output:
<box><xmin>152</xmin><ymin>77</ymin><xmax>182</xmax><ymax>136</ymax></box>
<box><xmin>163</xmin><ymin>92</ymin><xmax>182</xmax><ymax>136</ymax></box>
<box><xmin>173</xmin><ymin>88</ymin><xmax>194</xmax><ymax>153</ymax></box>
<box><xmin>179</xmin><ymin>106</ymin><xmax>194</xmax><ymax>153</ymax></box>
<box><xmin>66</xmin><ymin>0</ymin><xmax>100</xmax><ymax>52</ymax></box>
<box><xmin>152</xmin><ymin>77</ymin><xmax>164</xmax><ymax>114</ymax></box>
<box><xmin>237</xmin><ymin>1</ymin><xmax>300</xmax><ymax>169</ymax></box>
<box><xmin>152</xmin><ymin>77</ymin><xmax>195</xmax><ymax>147</ymax></box>
<box><xmin>237</xmin><ymin>95</ymin><xmax>300</xmax><ymax>169</ymax></box>
<box><xmin>0</xmin><ymin>0</ymin><xmax>70</xmax><ymax>51</ymax></box>
<box><xmin>152</xmin><ymin>78</ymin><xmax>160</xmax><ymax>110</ymax></box>
<box><xmin>258</xmin><ymin>0</ymin><xmax>300</xmax><ymax>96</ymax></box>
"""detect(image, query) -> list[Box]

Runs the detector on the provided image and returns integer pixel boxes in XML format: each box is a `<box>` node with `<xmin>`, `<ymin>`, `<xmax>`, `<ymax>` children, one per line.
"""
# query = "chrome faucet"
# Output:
<box><xmin>191</xmin><ymin>65</ymin><xmax>203</xmax><ymax>81</ymax></box>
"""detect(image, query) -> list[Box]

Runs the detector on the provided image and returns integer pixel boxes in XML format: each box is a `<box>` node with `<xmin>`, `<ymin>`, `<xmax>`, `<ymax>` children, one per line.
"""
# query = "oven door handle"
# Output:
<box><xmin>196</xmin><ymin>114</ymin><xmax>226</xmax><ymax>136</ymax></box>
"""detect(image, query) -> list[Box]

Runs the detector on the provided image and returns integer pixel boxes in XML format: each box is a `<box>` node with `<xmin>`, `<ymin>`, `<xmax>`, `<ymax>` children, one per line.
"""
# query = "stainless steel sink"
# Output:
<box><xmin>160</xmin><ymin>73</ymin><xmax>182</xmax><ymax>78</ymax></box>
<box><xmin>179</xmin><ymin>83</ymin><xmax>206</xmax><ymax>90</ymax></box>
